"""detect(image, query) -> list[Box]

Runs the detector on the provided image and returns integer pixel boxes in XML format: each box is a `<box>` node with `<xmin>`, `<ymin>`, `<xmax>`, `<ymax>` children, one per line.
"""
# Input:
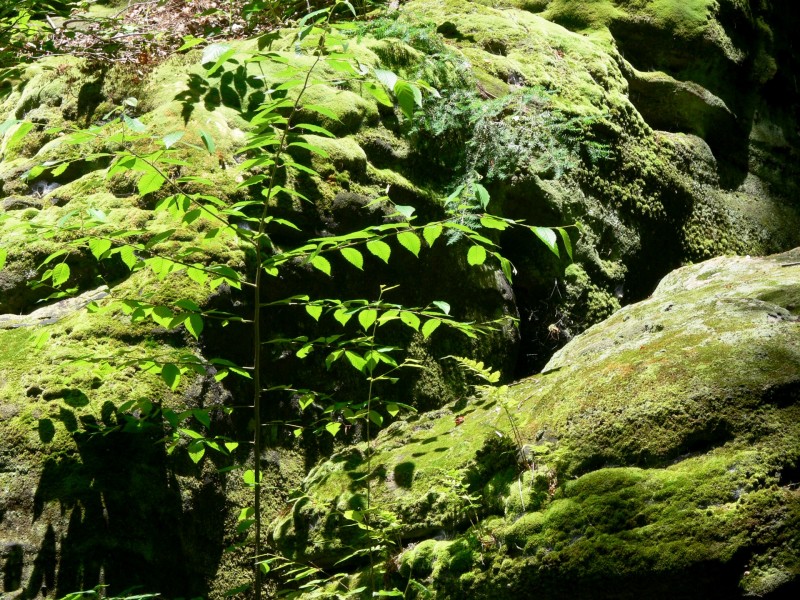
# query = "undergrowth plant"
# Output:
<box><xmin>2</xmin><ymin>2</ymin><xmax>577</xmax><ymax>597</ymax></box>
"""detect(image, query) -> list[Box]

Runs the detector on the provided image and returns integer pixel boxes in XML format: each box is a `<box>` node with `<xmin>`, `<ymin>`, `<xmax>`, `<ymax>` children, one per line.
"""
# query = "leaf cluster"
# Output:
<box><xmin>413</xmin><ymin>86</ymin><xmax>610</xmax><ymax>184</ymax></box>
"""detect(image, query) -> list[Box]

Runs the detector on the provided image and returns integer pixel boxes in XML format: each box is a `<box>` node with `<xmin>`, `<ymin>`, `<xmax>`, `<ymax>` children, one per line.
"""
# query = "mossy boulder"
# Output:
<box><xmin>380</xmin><ymin>0</ymin><xmax>800</xmax><ymax>370</ymax></box>
<box><xmin>272</xmin><ymin>248</ymin><xmax>800</xmax><ymax>598</ymax></box>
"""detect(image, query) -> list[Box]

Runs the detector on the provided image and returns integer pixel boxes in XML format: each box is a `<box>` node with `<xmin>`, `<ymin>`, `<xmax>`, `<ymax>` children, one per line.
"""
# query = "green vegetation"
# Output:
<box><xmin>1</xmin><ymin>1</ymin><xmax>574</xmax><ymax>597</ymax></box>
<box><xmin>1</xmin><ymin>0</ymin><xmax>800</xmax><ymax>598</ymax></box>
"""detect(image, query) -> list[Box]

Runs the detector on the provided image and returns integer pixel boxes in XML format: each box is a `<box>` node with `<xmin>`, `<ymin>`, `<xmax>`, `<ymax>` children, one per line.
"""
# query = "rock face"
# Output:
<box><xmin>1</xmin><ymin>0</ymin><xmax>800</xmax><ymax>598</ymax></box>
<box><xmin>273</xmin><ymin>248</ymin><xmax>800</xmax><ymax>598</ymax></box>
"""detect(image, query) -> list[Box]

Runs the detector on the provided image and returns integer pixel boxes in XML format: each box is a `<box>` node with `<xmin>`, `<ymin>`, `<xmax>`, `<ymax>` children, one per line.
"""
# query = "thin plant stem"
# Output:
<box><xmin>251</xmin><ymin>25</ymin><xmax>330</xmax><ymax>600</ymax></box>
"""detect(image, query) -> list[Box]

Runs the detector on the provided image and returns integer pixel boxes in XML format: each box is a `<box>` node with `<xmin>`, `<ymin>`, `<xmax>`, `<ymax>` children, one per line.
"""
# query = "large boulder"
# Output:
<box><xmin>272</xmin><ymin>248</ymin><xmax>800</xmax><ymax>598</ymax></box>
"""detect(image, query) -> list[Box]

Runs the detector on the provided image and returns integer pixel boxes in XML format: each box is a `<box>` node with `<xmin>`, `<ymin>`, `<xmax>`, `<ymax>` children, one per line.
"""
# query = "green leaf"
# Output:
<box><xmin>138</xmin><ymin>171</ymin><xmax>166</xmax><ymax>196</ymax></box>
<box><xmin>343</xmin><ymin>509</ymin><xmax>363</xmax><ymax>523</ymax></box>
<box><xmin>243</xmin><ymin>469</ymin><xmax>261</xmax><ymax>485</ymax></box>
<box><xmin>152</xmin><ymin>305</ymin><xmax>175</xmax><ymax>328</ymax></box>
<box><xmin>199</xmin><ymin>129</ymin><xmax>216</xmax><ymax>154</ymax></box>
<box><xmin>26</xmin><ymin>165</ymin><xmax>45</xmax><ymax>180</ymax></box>
<box><xmin>368</xmin><ymin>411</ymin><xmax>383</xmax><ymax>426</ymax></box>
<box><xmin>51</xmin><ymin>162</ymin><xmax>69</xmax><ymax>177</ymax></box>
<box><xmin>467</xmin><ymin>245</ymin><xmax>487</xmax><ymax>266</ymax></box>
<box><xmin>119</xmin><ymin>246</ymin><xmax>138</xmax><ymax>270</ymax></box>
<box><xmin>558</xmin><ymin>228</ymin><xmax>573</xmax><ymax>260</ymax></box>
<box><xmin>163</xmin><ymin>131</ymin><xmax>185</xmax><ymax>149</ymax></box>
<box><xmin>88</xmin><ymin>238</ymin><xmax>111</xmax><ymax>259</ymax></box>
<box><xmin>340</xmin><ymin>247</ymin><xmax>364</xmax><ymax>270</ymax></box>
<box><xmin>432</xmin><ymin>300</ymin><xmax>450</xmax><ymax>315</ymax></box>
<box><xmin>358</xmin><ymin>308</ymin><xmax>378</xmax><ymax>331</ymax></box>
<box><xmin>399</xmin><ymin>311</ymin><xmax>420</xmax><ymax>331</ymax></box>
<box><xmin>298</xmin><ymin>6</ymin><xmax>329</xmax><ymax>26</ymax></box>
<box><xmin>306</xmin><ymin>304</ymin><xmax>323</xmax><ymax>321</ymax></box>
<box><xmin>374</xmin><ymin>69</ymin><xmax>399</xmax><ymax>91</ymax></box>
<box><xmin>206</xmin><ymin>46</ymin><xmax>236</xmax><ymax>76</ymax></box>
<box><xmin>288</xmin><ymin>141</ymin><xmax>330</xmax><ymax>158</ymax></box>
<box><xmin>499</xmin><ymin>256</ymin><xmax>514</xmax><ymax>282</ymax></box>
<box><xmin>379</xmin><ymin>309</ymin><xmax>399</xmax><ymax>325</ymax></box>
<box><xmin>421</xmin><ymin>319</ymin><xmax>441</xmax><ymax>339</ymax></box>
<box><xmin>363</xmin><ymin>82</ymin><xmax>392</xmax><ymax>106</ymax></box>
<box><xmin>397</xmin><ymin>231</ymin><xmax>421</xmax><ymax>257</ymax></box>
<box><xmin>202</xmin><ymin>42</ymin><xmax>230</xmax><ymax>64</ymax></box>
<box><xmin>177</xmin><ymin>35</ymin><xmax>205</xmax><ymax>51</ymax></box>
<box><xmin>6</xmin><ymin>121</ymin><xmax>33</xmax><ymax>150</ymax></box>
<box><xmin>161</xmin><ymin>363</ymin><xmax>181</xmax><ymax>390</ymax></box>
<box><xmin>145</xmin><ymin>228</ymin><xmax>176</xmax><ymax>249</ymax></box>
<box><xmin>298</xmin><ymin>394</ymin><xmax>315</xmax><ymax>410</ymax></box>
<box><xmin>187</xmin><ymin>265</ymin><xmax>208</xmax><ymax>285</ymax></box>
<box><xmin>310</xmin><ymin>255</ymin><xmax>331</xmax><ymax>276</ymax></box>
<box><xmin>333</xmin><ymin>308</ymin><xmax>352</xmax><ymax>327</ymax></box>
<box><xmin>87</xmin><ymin>208</ymin><xmax>108</xmax><ymax>223</ymax></box>
<box><xmin>303</xmin><ymin>104</ymin><xmax>340</xmax><ymax>121</ymax></box>
<box><xmin>386</xmin><ymin>403</ymin><xmax>400</xmax><ymax>417</ymax></box>
<box><xmin>0</xmin><ymin>248</ymin><xmax>6</xmax><ymax>271</ymax></box>
<box><xmin>345</xmin><ymin>350</ymin><xmax>366</xmax><ymax>373</ymax></box>
<box><xmin>187</xmin><ymin>440</ymin><xmax>205</xmax><ymax>463</ymax></box>
<box><xmin>532</xmin><ymin>226</ymin><xmax>559</xmax><ymax>257</ymax></box>
<box><xmin>51</xmin><ymin>263</ymin><xmax>70</xmax><ymax>287</ymax></box>
<box><xmin>325</xmin><ymin>422</ymin><xmax>341</xmax><ymax>437</ymax></box>
<box><xmin>480</xmin><ymin>215</ymin><xmax>509</xmax><ymax>230</ymax></box>
<box><xmin>193</xmin><ymin>409</ymin><xmax>211</xmax><ymax>428</ymax></box>
<box><xmin>394</xmin><ymin>81</ymin><xmax>423</xmax><ymax>120</ymax></box>
<box><xmin>366</xmin><ymin>240</ymin><xmax>391</xmax><ymax>264</ymax></box>
<box><xmin>123</xmin><ymin>115</ymin><xmax>146</xmax><ymax>133</ymax></box>
<box><xmin>186</xmin><ymin>314</ymin><xmax>204</xmax><ymax>340</ymax></box>
<box><xmin>394</xmin><ymin>205</ymin><xmax>415</xmax><ymax>219</ymax></box>
<box><xmin>0</xmin><ymin>117</ymin><xmax>18</xmax><ymax>136</ymax></box>
<box><xmin>423</xmin><ymin>224</ymin><xmax>442</xmax><ymax>248</ymax></box>
<box><xmin>474</xmin><ymin>183</ymin><xmax>490</xmax><ymax>209</ymax></box>
<box><xmin>41</xmin><ymin>249</ymin><xmax>69</xmax><ymax>267</ymax></box>
<box><xmin>293</xmin><ymin>123</ymin><xmax>335</xmax><ymax>137</ymax></box>
<box><xmin>31</xmin><ymin>329</ymin><xmax>50</xmax><ymax>350</ymax></box>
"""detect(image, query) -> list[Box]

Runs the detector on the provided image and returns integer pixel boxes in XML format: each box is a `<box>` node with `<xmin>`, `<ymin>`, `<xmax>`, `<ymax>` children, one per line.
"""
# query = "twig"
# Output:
<box><xmin>112</xmin><ymin>0</ymin><xmax>163</xmax><ymax>20</ymax></box>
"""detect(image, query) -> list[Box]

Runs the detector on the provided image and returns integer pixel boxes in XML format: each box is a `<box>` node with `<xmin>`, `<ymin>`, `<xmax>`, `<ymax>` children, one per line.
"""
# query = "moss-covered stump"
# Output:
<box><xmin>272</xmin><ymin>248</ymin><xmax>800</xmax><ymax>599</ymax></box>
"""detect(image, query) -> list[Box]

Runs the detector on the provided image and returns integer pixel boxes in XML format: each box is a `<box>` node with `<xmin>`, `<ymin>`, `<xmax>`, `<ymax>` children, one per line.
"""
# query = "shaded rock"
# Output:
<box><xmin>2</xmin><ymin>196</ymin><xmax>42</xmax><ymax>211</ymax></box>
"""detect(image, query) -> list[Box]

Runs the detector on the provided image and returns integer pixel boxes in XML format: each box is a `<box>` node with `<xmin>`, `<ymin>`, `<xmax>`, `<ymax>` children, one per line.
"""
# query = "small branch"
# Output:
<box><xmin>112</xmin><ymin>0</ymin><xmax>162</xmax><ymax>20</ymax></box>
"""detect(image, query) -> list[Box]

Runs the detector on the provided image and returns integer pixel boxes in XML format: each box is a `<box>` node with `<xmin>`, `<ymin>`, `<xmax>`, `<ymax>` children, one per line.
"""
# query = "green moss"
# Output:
<box><xmin>274</xmin><ymin>251</ymin><xmax>800</xmax><ymax>596</ymax></box>
<box><xmin>542</xmin><ymin>0</ymin><xmax>715</xmax><ymax>40</ymax></box>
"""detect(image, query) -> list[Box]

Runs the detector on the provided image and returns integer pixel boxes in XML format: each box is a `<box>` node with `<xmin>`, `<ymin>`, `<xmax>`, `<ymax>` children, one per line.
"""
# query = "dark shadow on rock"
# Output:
<box><xmin>75</xmin><ymin>67</ymin><xmax>108</xmax><ymax>125</ymax></box>
<box><xmin>24</xmin><ymin>524</ymin><xmax>56</xmax><ymax>598</ymax></box>
<box><xmin>393</xmin><ymin>462</ymin><xmax>415</xmax><ymax>488</ymax></box>
<box><xmin>38</xmin><ymin>418</ymin><xmax>56</xmax><ymax>443</ymax></box>
<box><xmin>176</xmin><ymin>61</ymin><xmax>268</xmax><ymax>124</ymax></box>
<box><xmin>3</xmin><ymin>543</ymin><xmax>24</xmax><ymax>593</ymax></box>
<box><xmin>31</xmin><ymin>413</ymin><xmax>226</xmax><ymax>598</ymax></box>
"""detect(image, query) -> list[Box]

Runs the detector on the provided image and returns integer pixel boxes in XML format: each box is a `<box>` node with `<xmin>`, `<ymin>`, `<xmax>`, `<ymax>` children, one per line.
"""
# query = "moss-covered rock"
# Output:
<box><xmin>2</xmin><ymin>0</ymin><xmax>800</xmax><ymax>596</ymax></box>
<box><xmin>272</xmin><ymin>248</ymin><xmax>800</xmax><ymax>598</ymax></box>
<box><xmin>381</xmin><ymin>0</ymin><xmax>800</xmax><ymax>369</ymax></box>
